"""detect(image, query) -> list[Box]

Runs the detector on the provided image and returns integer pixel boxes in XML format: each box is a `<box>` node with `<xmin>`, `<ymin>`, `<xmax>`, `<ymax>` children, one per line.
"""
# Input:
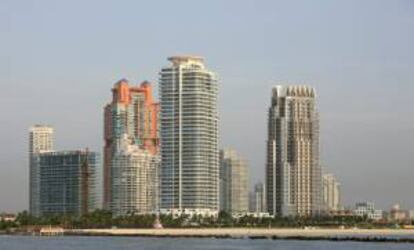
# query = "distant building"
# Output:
<box><xmin>159</xmin><ymin>56</ymin><xmax>219</xmax><ymax>216</ymax></box>
<box><xmin>353</xmin><ymin>202</ymin><xmax>383</xmax><ymax>221</ymax></box>
<box><xmin>328</xmin><ymin>209</ymin><xmax>355</xmax><ymax>218</ymax></box>
<box><xmin>322</xmin><ymin>174</ymin><xmax>341</xmax><ymax>211</ymax></box>
<box><xmin>219</xmin><ymin>149</ymin><xmax>249</xmax><ymax>214</ymax></box>
<box><xmin>29</xmin><ymin>125</ymin><xmax>54</xmax><ymax>216</ymax></box>
<box><xmin>389</xmin><ymin>204</ymin><xmax>409</xmax><ymax>222</ymax></box>
<box><xmin>0</xmin><ymin>213</ymin><xmax>16</xmax><ymax>222</ymax></box>
<box><xmin>266</xmin><ymin>86</ymin><xmax>322</xmax><ymax>217</ymax></box>
<box><xmin>38</xmin><ymin>150</ymin><xmax>97</xmax><ymax>216</ymax></box>
<box><xmin>252</xmin><ymin>182</ymin><xmax>266</xmax><ymax>213</ymax></box>
<box><xmin>111</xmin><ymin>134</ymin><xmax>159</xmax><ymax>216</ymax></box>
<box><xmin>409</xmin><ymin>210</ymin><xmax>414</xmax><ymax>220</ymax></box>
<box><xmin>103</xmin><ymin>80</ymin><xmax>159</xmax><ymax>210</ymax></box>
<box><xmin>248</xmin><ymin>191</ymin><xmax>255</xmax><ymax>212</ymax></box>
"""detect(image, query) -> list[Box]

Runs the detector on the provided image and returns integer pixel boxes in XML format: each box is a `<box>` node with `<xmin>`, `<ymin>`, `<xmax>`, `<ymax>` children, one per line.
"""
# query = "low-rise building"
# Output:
<box><xmin>353</xmin><ymin>202</ymin><xmax>383</xmax><ymax>221</ymax></box>
<box><xmin>0</xmin><ymin>213</ymin><xmax>16</xmax><ymax>222</ymax></box>
<box><xmin>389</xmin><ymin>204</ymin><xmax>410</xmax><ymax>222</ymax></box>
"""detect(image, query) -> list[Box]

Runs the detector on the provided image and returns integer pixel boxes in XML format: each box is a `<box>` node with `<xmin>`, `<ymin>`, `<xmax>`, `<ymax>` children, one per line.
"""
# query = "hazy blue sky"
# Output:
<box><xmin>1</xmin><ymin>0</ymin><xmax>413</xmax><ymax>212</ymax></box>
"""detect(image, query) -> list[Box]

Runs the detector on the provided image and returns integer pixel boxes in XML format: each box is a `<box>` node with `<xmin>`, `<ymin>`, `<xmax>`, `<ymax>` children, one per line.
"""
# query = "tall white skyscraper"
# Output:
<box><xmin>219</xmin><ymin>149</ymin><xmax>249</xmax><ymax>214</ymax></box>
<box><xmin>159</xmin><ymin>56</ymin><xmax>219</xmax><ymax>216</ymax></box>
<box><xmin>322</xmin><ymin>173</ymin><xmax>341</xmax><ymax>211</ymax></box>
<box><xmin>29</xmin><ymin>125</ymin><xmax>54</xmax><ymax>216</ymax></box>
<box><xmin>266</xmin><ymin>86</ymin><xmax>322</xmax><ymax>217</ymax></box>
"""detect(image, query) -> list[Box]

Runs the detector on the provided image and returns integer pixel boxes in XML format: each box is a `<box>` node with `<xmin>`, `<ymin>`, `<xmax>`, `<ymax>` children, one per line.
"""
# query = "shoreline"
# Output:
<box><xmin>63</xmin><ymin>228</ymin><xmax>414</xmax><ymax>243</ymax></box>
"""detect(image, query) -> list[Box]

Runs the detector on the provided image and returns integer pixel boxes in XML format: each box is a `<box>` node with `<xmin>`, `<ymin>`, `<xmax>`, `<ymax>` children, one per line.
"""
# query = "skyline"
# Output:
<box><xmin>1</xmin><ymin>0</ymin><xmax>414</xmax><ymax>212</ymax></box>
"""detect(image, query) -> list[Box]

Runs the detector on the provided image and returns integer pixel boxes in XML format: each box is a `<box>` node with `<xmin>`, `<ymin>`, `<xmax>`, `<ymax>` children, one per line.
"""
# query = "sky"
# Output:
<box><xmin>0</xmin><ymin>0</ymin><xmax>413</xmax><ymax>212</ymax></box>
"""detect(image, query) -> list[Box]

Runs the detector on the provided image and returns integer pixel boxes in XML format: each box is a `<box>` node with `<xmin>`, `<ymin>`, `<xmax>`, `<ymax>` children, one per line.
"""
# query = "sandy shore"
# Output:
<box><xmin>66</xmin><ymin>228</ymin><xmax>414</xmax><ymax>238</ymax></box>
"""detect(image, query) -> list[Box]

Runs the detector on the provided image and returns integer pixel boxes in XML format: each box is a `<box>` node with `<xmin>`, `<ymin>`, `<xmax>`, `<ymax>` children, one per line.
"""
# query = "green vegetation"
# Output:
<box><xmin>2</xmin><ymin>210</ymin><xmax>410</xmax><ymax>230</ymax></box>
<box><xmin>0</xmin><ymin>220</ymin><xmax>17</xmax><ymax>231</ymax></box>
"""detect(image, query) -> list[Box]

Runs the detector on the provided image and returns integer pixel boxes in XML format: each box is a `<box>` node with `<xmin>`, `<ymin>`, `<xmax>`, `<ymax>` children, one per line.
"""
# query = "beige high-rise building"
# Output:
<box><xmin>266</xmin><ymin>85</ymin><xmax>322</xmax><ymax>217</ymax></box>
<box><xmin>322</xmin><ymin>173</ymin><xmax>341</xmax><ymax>212</ymax></box>
<box><xmin>219</xmin><ymin>149</ymin><xmax>249</xmax><ymax>214</ymax></box>
<box><xmin>29</xmin><ymin>125</ymin><xmax>54</xmax><ymax>216</ymax></box>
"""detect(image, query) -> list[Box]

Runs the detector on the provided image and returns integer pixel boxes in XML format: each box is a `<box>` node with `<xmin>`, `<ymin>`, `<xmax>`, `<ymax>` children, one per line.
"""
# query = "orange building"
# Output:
<box><xmin>103</xmin><ymin>79</ymin><xmax>159</xmax><ymax>209</ymax></box>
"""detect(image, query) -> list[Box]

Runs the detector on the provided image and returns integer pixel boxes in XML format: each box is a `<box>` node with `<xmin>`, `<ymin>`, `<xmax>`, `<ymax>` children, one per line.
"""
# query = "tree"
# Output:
<box><xmin>16</xmin><ymin>211</ymin><xmax>38</xmax><ymax>226</ymax></box>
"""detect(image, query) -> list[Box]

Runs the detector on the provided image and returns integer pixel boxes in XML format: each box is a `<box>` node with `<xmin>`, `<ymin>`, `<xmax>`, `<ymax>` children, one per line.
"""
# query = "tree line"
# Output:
<box><xmin>1</xmin><ymin>210</ymin><xmax>411</xmax><ymax>231</ymax></box>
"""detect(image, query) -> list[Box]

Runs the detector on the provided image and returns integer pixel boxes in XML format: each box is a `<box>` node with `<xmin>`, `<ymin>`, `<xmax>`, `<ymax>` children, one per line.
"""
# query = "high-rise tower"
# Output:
<box><xmin>29</xmin><ymin>125</ymin><xmax>54</xmax><ymax>216</ymax></box>
<box><xmin>252</xmin><ymin>182</ymin><xmax>266</xmax><ymax>214</ymax></box>
<box><xmin>266</xmin><ymin>85</ymin><xmax>322</xmax><ymax>217</ymax></box>
<box><xmin>159</xmin><ymin>56</ymin><xmax>219</xmax><ymax>216</ymax></box>
<box><xmin>110</xmin><ymin>134</ymin><xmax>159</xmax><ymax>216</ymax></box>
<box><xmin>103</xmin><ymin>80</ymin><xmax>159</xmax><ymax>210</ymax></box>
<box><xmin>219</xmin><ymin>149</ymin><xmax>249</xmax><ymax>214</ymax></box>
<box><xmin>323</xmin><ymin>173</ymin><xmax>341</xmax><ymax>212</ymax></box>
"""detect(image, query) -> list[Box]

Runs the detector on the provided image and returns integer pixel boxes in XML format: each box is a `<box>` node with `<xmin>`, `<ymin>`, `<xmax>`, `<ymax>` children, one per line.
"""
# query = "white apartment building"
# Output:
<box><xmin>159</xmin><ymin>56</ymin><xmax>219</xmax><ymax>217</ymax></box>
<box><xmin>111</xmin><ymin>134</ymin><xmax>159</xmax><ymax>216</ymax></box>
<box><xmin>353</xmin><ymin>202</ymin><xmax>383</xmax><ymax>221</ymax></box>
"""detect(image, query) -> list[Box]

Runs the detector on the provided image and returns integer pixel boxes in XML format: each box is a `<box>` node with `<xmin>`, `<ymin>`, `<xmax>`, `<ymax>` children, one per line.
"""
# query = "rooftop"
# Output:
<box><xmin>167</xmin><ymin>55</ymin><xmax>204</xmax><ymax>66</ymax></box>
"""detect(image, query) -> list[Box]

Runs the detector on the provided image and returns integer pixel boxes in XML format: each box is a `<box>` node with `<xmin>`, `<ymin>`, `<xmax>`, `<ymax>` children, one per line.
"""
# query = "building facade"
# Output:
<box><xmin>110</xmin><ymin>135</ymin><xmax>159</xmax><ymax>216</ymax></box>
<box><xmin>159</xmin><ymin>56</ymin><xmax>219</xmax><ymax>216</ymax></box>
<box><xmin>266</xmin><ymin>85</ymin><xmax>322</xmax><ymax>217</ymax></box>
<box><xmin>103</xmin><ymin>80</ymin><xmax>159</xmax><ymax>210</ymax></box>
<box><xmin>29</xmin><ymin>125</ymin><xmax>54</xmax><ymax>216</ymax></box>
<box><xmin>252</xmin><ymin>182</ymin><xmax>266</xmax><ymax>213</ymax></box>
<box><xmin>353</xmin><ymin>202</ymin><xmax>383</xmax><ymax>221</ymax></box>
<box><xmin>389</xmin><ymin>204</ymin><xmax>410</xmax><ymax>222</ymax></box>
<box><xmin>38</xmin><ymin>150</ymin><xmax>97</xmax><ymax>216</ymax></box>
<box><xmin>409</xmin><ymin>210</ymin><xmax>414</xmax><ymax>220</ymax></box>
<box><xmin>322</xmin><ymin>173</ymin><xmax>341</xmax><ymax>212</ymax></box>
<box><xmin>219</xmin><ymin>149</ymin><xmax>249</xmax><ymax>214</ymax></box>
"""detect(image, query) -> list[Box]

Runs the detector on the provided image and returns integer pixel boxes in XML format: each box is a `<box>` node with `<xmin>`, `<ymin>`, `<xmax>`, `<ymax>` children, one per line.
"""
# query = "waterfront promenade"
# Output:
<box><xmin>66</xmin><ymin>228</ymin><xmax>414</xmax><ymax>239</ymax></box>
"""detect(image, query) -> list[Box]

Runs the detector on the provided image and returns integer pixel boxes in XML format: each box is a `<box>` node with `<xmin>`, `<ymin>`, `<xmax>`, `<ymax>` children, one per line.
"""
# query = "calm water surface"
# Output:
<box><xmin>0</xmin><ymin>236</ymin><xmax>413</xmax><ymax>250</ymax></box>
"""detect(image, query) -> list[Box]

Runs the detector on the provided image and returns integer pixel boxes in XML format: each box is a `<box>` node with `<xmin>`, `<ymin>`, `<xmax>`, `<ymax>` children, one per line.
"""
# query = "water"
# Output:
<box><xmin>0</xmin><ymin>236</ymin><xmax>413</xmax><ymax>250</ymax></box>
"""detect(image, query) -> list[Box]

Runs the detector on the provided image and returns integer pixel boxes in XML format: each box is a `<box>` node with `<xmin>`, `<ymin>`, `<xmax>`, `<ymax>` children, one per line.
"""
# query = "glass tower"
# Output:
<box><xmin>38</xmin><ymin>150</ymin><xmax>97</xmax><ymax>216</ymax></box>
